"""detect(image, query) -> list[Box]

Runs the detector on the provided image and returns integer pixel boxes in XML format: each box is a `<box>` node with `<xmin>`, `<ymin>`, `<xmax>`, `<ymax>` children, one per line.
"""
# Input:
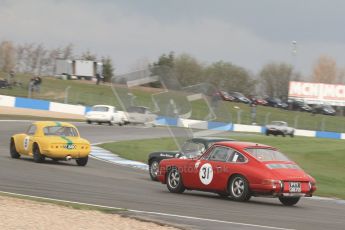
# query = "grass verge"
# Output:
<box><xmin>0</xmin><ymin>114</ymin><xmax>84</xmax><ymax>122</ymax></box>
<box><xmin>99</xmin><ymin>134</ymin><xmax>345</xmax><ymax>199</ymax></box>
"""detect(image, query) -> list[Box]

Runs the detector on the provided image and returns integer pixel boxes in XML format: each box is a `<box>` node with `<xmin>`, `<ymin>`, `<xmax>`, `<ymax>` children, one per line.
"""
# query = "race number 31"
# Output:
<box><xmin>199</xmin><ymin>163</ymin><xmax>213</xmax><ymax>185</ymax></box>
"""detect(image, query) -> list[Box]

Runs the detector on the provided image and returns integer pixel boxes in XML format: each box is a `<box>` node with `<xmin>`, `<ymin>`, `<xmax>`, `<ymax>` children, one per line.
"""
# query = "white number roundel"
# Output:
<box><xmin>23</xmin><ymin>136</ymin><xmax>30</xmax><ymax>150</ymax></box>
<box><xmin>199</xmin><ymin>163</ymin><xmax>213</xmax><ymax>185</ymax></box>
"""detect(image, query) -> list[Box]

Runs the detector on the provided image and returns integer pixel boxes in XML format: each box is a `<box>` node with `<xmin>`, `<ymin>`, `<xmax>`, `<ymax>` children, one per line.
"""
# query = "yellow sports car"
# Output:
<box><xmin>10</xmin><ymin>121</ymin><xmax>91</xmax><ymax>166</ymax></box>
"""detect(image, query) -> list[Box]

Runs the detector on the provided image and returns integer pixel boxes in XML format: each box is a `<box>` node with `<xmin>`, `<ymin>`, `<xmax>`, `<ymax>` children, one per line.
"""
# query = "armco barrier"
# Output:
<box><xmin>155</xmin><ymin>116</ymin><xmax>345</xmax><ymax>140</ymax></box>
<box><xmin>1</xmin><ymin>94</ymin><xmax>345</xmax><ymax>140</ymax></box>
<box><xmin>0</xmin><ymin>94</ymin><xmax>90</xmax><ymax>115</ymax></box>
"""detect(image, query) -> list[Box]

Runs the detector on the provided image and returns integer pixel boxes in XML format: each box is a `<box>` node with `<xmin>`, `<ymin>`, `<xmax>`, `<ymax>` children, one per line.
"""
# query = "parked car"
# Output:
<box><xmin>265</xmin><ymin>98</ymin><xmax>288</xmax><ymax>109</ymax></box>
<box><xmin>218</xmin><ymin>91</ymin><xmax>235</xmax><ymax>101</ymax></box>
<box><xmin>250</xmin><ymin>96</ymin><xmax>268</xmax><ymax>106</ymax></box>
<box><xmin>0</xmin><ymin>78</ymin><xmax>10</xmax><ymax>89</ymax></box>
<box><xmin>289</xmin><ymin>100</ymin><xmax>312</xmax><ymax>112</ymax></box>
<box><xmin>157</xmin><ymin>141</ymin><xmax>316</xmax><ymax>206</ymax></box>
<box><xmin>85</xmin><ymin>105</ymin><xmax>126</xmax><ymax>125</ymax></box>
<box><xmin>125</xmin><ymin>106</ymin><xmax>157</xmax><ymax>125</ymax></box>
<box><xmin>313</xmin><ymin>104</ymin><xmax>336</xmax><ymax>116</ymax></box>
<box><xmin>148</xmin><ymin>137</ymin><xmax>234</xmax><ymax>181</ymax></box>
<box><xmin>229</xmin><ymin>92</ymin><xmax>251</xmax><ymax>104</ymax></box>
<box><xmin>10</xmin><ymin>121</ymin><xmax>91</xmax><ymax>166</ymax></box>
<box><xmin>265</xmin><ymin>121</ymin><xmax>295</xmax><ymax>137</ymax></box>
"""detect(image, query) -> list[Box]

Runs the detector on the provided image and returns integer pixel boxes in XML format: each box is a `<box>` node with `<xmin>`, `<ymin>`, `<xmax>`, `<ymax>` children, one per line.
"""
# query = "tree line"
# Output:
<box><xmin>149</xmin><ymin>52</ymin><xmax>345</xmax><ymax>99</ymax></box>
<box><xmin>0</xmin><ymin>40</ymin><xmax>114</xmax><ymax>82</ymax></box>
<box><xmin>1</xmin><ymin>39</ymin><xmax>343</xmax><ymax>98</ymax></box>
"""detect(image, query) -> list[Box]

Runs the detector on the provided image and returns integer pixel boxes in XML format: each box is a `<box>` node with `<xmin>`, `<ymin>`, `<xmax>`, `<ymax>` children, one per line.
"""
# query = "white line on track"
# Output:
<box><xmin>0</xmin><ymin>190</ymin><xmax>295</xmax><ymax>230</ymax></box>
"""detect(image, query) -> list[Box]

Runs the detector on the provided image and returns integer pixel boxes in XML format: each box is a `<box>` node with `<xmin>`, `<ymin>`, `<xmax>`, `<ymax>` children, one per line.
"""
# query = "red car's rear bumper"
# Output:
<box><xmin>250</xmin><ymin>181</ymin><xmax>316</xmax><ymax>197</ymax></box>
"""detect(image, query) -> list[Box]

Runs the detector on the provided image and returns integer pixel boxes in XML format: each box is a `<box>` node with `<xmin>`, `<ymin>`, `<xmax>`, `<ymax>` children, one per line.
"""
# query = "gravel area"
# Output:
<box><xmin>0</xmin><ymin>196</ymin><xmax>178</xmax><ymax>230</ymax></box>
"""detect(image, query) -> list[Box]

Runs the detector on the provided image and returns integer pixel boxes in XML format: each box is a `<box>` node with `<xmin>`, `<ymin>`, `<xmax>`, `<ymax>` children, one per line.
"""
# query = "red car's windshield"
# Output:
<box><xmin>245</xmin><ymin>148</ymin><xmax>290</xmax><ymax>162</ymax></box>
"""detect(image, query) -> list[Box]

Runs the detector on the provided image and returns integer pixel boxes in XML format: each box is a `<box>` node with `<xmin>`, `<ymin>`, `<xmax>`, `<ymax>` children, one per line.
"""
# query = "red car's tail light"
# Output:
<box><xmin>262</xmin><ymin>179</ymin><xmax>282</xmax><ymax>189</ymax></box>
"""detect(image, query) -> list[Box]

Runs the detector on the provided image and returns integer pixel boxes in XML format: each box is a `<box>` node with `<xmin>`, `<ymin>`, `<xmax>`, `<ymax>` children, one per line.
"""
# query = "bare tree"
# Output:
<box><xmin>62</xmin><ymin>43</ymin><xmax>74</xmax><ymax>60</ymax></box>
<box><xmin>203</xmin><ymin>61</ymin><xmax>255</xmax><ymax>95</ymax></box>
<box><xmin>174</xmin><ymin>53</ymin><xmax>204</xmax><ymax>86</ymax></box>
<box><xmin>0</xmin><ymin>40</ymin><xmax>16</xmax><ymax>73</ymax></box>
<box><xmin>81</xmin><ymin>50</ymin><xmax>97</xmax><ymax>61</ymax></box>
<box><xmin>15</xmin><ymin>44</ymin><xmax>26</xmax><ymax>73</ymax></box>
<box><xmin>260</xmin><ymin>62</ymin><xmax>299</xmax><ymax>98</ymax></box>
<box><xmin>312</xmin><ymin>55</ymin><xmax>337</xmax><ymax>83</ymax></box>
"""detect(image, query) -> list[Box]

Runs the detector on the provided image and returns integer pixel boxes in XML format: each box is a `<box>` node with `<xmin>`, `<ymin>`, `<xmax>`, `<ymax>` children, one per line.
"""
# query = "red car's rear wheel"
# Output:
<box><xmin>279</xmin><ymin>197</ymin><xmax>300</xmax><ymax>206</ymax></box>
<box><xmin>229</xmin><ymin>175</ymin><xmax>251</xmax><ymax>201</ymax></box>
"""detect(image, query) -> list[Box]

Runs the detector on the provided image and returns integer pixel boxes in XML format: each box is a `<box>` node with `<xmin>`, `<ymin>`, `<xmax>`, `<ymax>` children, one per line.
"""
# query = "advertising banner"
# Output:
<box><xmin>289</xmin><ymin>81</ymin><xmax>345</xmax><ymax>106</ymax></box>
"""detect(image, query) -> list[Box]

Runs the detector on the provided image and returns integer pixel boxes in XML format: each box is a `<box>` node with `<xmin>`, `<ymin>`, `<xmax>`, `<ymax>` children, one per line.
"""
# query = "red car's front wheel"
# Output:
<box><xmin>166</xmin><ymin>167</ymin><xmax>185</xmax><ymax>193</ymax></box>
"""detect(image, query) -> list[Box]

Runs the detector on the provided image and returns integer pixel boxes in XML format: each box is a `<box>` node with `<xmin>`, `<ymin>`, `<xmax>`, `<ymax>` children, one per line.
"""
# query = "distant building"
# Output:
<box><xmin>55</xmin><ymin>59</ymin><xmax>103</xmax><ymax>80</ymax></box>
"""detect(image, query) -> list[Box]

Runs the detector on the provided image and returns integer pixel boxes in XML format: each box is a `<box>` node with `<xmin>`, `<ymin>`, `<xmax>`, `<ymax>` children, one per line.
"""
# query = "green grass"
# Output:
<box><xmin>99</xmin><ymin>135</ymin><xmax>345</xmax><ymax>199</ymax></box>
<box><xmin>1</xmin><ymin>73</ymin><xmax>345</xmax><ymax>132</ymax></box>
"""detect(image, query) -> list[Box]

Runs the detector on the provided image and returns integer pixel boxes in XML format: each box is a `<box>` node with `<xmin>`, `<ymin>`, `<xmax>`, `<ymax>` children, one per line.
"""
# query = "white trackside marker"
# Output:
<box><xmin>199</xmin><ymin>163</ymin><xmax>213</xmax><ymax>185</ymax></box>
<box><xmin>23</xmin><ymin>136</ymin><xmax>30</xmax><ymax>151</ymax></box>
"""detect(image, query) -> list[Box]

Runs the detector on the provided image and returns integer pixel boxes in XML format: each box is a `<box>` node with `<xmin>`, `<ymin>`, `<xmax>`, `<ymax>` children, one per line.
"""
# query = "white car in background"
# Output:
<box><xmin>125</xmin><ymin>106</ymin><xmax>157</xmax><ymax>126</ymax></box>
<box><xmin>265</xmin><ymin>121</ymin><xmax>295</xmax><ymax>137</ymax></box>
<box><xmin>85</xmin><ymin>105</ymin><xmax>127</xmax><ymax>126</ymax></box>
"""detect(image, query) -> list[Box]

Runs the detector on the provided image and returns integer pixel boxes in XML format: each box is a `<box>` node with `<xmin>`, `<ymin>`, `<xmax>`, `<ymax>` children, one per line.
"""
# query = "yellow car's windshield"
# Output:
<box><xmin>43</xmin><ymin>126</ymin><xmax>78</xmax><ymax>137</ymax></box>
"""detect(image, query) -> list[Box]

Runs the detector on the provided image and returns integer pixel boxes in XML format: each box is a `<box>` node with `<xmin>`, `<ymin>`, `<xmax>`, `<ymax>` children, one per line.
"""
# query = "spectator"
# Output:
<box><xmin>29</xmin><ymin>77</ymin><xmax>35</xmax><ymax>93</ymax></box>
<box><xmin>33</xmin><ymin>76</ymin><xmax>42</xmax><ymax>93</ymax></box>
<box><xmin>96</xmin><ymin>73</ymin><xmax>101</xmax><ymax>85</ymax></box>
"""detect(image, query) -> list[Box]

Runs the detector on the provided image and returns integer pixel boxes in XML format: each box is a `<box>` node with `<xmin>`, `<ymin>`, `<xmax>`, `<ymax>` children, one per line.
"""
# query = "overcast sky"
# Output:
<box><xmin>1</xmin><ymin>0</ymin><xmax>345</xmax><ymax>76</ymax></box>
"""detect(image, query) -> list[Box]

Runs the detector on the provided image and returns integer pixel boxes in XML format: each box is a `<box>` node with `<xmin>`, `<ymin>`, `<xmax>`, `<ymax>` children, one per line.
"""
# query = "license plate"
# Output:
<box><xmin>289</xmin><ymin>182</ymin><xmax>301</xmax><ymax>193</ymax></box>
<box><xmin>64</xmin><ymin>144</ymin><xmax>76</xmax><ymax>150</ymax></box>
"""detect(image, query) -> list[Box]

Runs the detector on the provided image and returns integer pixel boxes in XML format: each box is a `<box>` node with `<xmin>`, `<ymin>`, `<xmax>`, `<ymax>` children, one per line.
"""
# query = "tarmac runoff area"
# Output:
<box><xmin>0</xmin><ymin>106</ymin><xmax>85</xmax><ymax>120</ymax></box>
<box><xmin>0</xmin><ymin>107</ymin><xmax>178</xmax><ymax>230</ymax></box>
<box><xmin>1</xmin><ymin>108</ymin><xmax>345</xmax><ymax>230</ymax></box>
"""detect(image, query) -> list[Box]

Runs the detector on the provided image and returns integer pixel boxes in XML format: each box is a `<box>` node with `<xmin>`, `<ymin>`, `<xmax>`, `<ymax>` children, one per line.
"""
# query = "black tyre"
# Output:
<box><xmin>97</xmin><ymin>122</ymin><xmax>102</xmax><ymax>125</ymax></box>
<box><xmin>108</xmin><ymin>121</ymin><xmax>113</xmax><ymax>126</ymax></box>
<box><xmin>218</xmin><ymin>192</ymin><xmax>229</xmax><ymax>198</ymax></box>
<box><xmin>290</xmin><ymin>132</ymin><xmax>294</xmax><ymax>138</ymax></box>
<box><xmin>76</xmin><ymin>156</ymin><xmax>88</xmax><ymax>166</ymax></box>
<box><xmin>87</xmin><ymin>120</ymin><xmax>92</xmax><ymax>124</ymax></box>
<box><xmin>166</xmin><ymin>167</ymin><xmax>185</xmax><ymax>193</ymax></box>
<box><xmin>33</xmin><ymin>144</ymin><xmax>45</xmax><ymax>163</ymax></box>
<box><xmin>149</xmin><ymin>159</ymin><xmax>160</xmax><ymax>181</ymax></box>
<box><xmin>10</xmin><ymin>139</ymin><xmax>20</xmax><ymax>159</ymax></box>
<box><xmin>282</xmin><ymin>133</ymin><xmax>286</xmax><ymax>137</ymax></box>
<box><xmin>279</xmin><ymin>197</ymin><xmax>300</xmax><ymax>206</ymax></box>
<box><xmin>228</xmin><ymin>175</ymin><xmax>251</xmax><ymax>201</ymax></box>
<box><xmin>265</xmin><ymin>131</ymin><xmax>270</xmax><ymax>136</ymax></box>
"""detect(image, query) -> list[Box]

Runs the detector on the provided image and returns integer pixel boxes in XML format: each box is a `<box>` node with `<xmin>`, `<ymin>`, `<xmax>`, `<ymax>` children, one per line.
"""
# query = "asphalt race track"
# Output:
<box><xmin>0</xmin><ymin>121</ymin><xmax>345</xmax><ymax>230</ymax></box>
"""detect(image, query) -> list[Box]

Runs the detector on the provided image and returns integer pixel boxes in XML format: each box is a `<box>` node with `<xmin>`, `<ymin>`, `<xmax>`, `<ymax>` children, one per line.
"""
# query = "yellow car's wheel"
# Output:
<box><xmin>33</xmin><ymin>143</ymin><xmax>45</xmax><ymax>163</ymax></box>
<box><xmin>76</xmin><ymin>156</ymin><xmax>88</xmax><ymax>166</ymax></box>
<box><xmin>10</xmin><ymin>139</ymin><xmax>20</xmax><ymax>159</ymax></box>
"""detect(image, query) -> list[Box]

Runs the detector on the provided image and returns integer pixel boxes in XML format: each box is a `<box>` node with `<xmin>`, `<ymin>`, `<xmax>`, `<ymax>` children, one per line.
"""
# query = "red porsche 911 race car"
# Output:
<box><xmin>157</xmin><ymin>141</ymin><xmax>316</xmax><ymax>206</ymax></box>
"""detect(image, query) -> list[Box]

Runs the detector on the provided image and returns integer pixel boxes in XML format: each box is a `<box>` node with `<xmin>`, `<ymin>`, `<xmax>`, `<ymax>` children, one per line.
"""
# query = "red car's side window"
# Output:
<box><xmin>228</xmin><ymin>151</ymin><xmax>247</xmax><ymax>163</ymax></box>
<box><xmin>207</xmin><ymin>146</ymin><xmax>235</xmax><ymax>162</ymax></box>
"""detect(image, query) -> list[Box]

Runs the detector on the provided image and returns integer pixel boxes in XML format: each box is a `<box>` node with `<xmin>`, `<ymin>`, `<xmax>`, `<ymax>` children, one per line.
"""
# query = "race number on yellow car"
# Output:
<box><xmin>10</xmin><ymin>121</ymin><xmax>91</xmax><ymax>166</ymax></box>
